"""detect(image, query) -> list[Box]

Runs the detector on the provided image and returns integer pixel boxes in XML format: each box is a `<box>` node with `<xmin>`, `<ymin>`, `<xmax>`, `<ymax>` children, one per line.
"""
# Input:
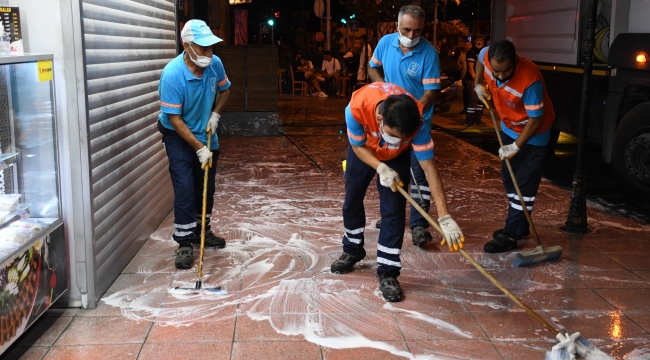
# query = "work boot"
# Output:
<box><xmin>411</xmin><ymin>226</ymin><xmax>433</xmax><ymax>247</ymax></box>
<box><xmin>379</xmin><ymin>275</ymin><xmax>403</xmax><ymax>302</ymax></box>
<box><xmin>193</xmin><ymin>224</ymin><xmax>226</xmax><ymax>248</ymax></box>
<box><xmin>192</xmin><ymin>230</ymin><xmax>226</xmax><ymax>248</ymax></box>
<box><xmin>330</xmin><ymin>249</ymin><xmax>366</xmax><ymax>274</ymax></box>
<box><xmin>375</xmin><ymin>218</ymin><xmax>381</xmax><ymax>229</ymax></box>
<box><xmin>175</xmin><ymin>241</ymin><xmax>194</xmax><ymax>269</ymax></box>
<box><xmin>492</xmin><ymin>228</ymin><xmax>529</xmax><ymax>241</ymax></box>
<box><xmin>483</xmin><ymin>232</ymin><xmax>517</xmax><ymax>253</ymax></box>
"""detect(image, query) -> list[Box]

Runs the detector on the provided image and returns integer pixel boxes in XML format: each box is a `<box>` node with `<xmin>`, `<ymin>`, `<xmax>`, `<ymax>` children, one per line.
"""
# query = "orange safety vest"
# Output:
<box><xmin>483</xmin><ymin>52</ymin><xmax>555</xmax><ymax>135</ymax></box>
<box><xmin>348</xmin><ymin>82</ymin><xmax>425</xmax><ymax>161</ymax></box>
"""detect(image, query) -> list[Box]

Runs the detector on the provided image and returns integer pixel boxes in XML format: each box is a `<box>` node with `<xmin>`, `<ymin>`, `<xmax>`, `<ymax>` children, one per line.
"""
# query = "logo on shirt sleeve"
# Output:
<box><xmin>407</xmin><ymin>62</ymin><xmax>420</xmax><ymax>77</ymax></box>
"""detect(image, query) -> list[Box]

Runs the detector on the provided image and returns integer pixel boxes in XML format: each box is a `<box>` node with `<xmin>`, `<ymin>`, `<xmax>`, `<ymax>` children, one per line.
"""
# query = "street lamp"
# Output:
<box><xmin>267</xmin><ymin>19</ymin><xmax>274</xmax><ymax>45</ymax></box>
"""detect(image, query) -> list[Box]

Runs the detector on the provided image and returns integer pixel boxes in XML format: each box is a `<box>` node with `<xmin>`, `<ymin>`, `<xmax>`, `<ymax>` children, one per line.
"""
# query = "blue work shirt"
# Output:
<box><xmin>478</xmin><ymin>47</ymin><xmax>550</xmax><ymax>146</ymax></box>
<box><xmin>158</xmin><ymin>52</ymin><xmax>231</xmax><ymax>150</ymax></box>
<box><xmin>370</xmin><ymin>33</ymin><xmax>441</xmax><ymax>126</ymax></box>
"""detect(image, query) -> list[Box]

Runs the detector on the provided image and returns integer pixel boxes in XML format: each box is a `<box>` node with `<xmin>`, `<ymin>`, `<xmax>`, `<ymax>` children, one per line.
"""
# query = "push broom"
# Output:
<box><xmin>486</xmin><ymin>106</ymin><xmax>563</xmax><ymax>267</ymax></box>
<box><xmin>396</xmin><ymin>185</ymin><xmax>603</xmax><ymax>359</ymax></box>
<box><xmin>170</xmin><ymin>130</ymin><xmax>224</xmax><ymax>295</ymax></box>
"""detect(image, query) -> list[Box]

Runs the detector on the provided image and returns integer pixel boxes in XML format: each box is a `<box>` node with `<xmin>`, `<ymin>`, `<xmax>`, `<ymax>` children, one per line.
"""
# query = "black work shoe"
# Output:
<box><xmin>379</xmin><ymin>276</ymin><xmax>403</xmax><ymax>302</ymax></box>
<box><xmin>375</xmin><ymin>219</ymin><xmax>381</xmax><ymax>229</ymax></box>
<box><xmin>411</xmin><ymin>226</ymin><xmax>433</xmax><ymax>247</ymax></box>
<box><xmin>483</xmin><ymin>233</ymin><xmax>517</xmax><ymax>253</ymax></box>
<box><xmin>192</xmin><ymin>231</ymin><xmax>226</xmax><ymax>248</ymax></box>
<box><xmin>175</xmin><ymin>242</ymin><xmax>194</xmax><ymax>269</ymax></box>
<box><xmin>330</xmin><ymin>249</ymin><xmax>367</xmax><ymax>274</ymax></box>
<box><xmin>492</xmin><ymin>228</ymin><xmax>529</xmax><ymax>241</ymax></box>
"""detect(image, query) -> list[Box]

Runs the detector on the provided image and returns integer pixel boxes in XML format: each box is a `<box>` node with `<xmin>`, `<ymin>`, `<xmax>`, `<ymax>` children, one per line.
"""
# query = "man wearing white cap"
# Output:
<box><xmin>157</xmin><ymin>19</ymin><xmax>231</xmax><ymax>269</ymax></box>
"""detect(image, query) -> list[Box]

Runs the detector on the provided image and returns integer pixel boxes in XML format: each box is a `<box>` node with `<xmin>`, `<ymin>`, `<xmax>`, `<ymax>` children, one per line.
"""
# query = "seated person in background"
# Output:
<box><xmin>322</xmin><ymin>50</ymin><xmax>341</xmax><ymax>84</ymax></box>
<box><xmin>292</xmin><ymin>52</ymin><xmax>327</xmax><ymax>97</ymax></box>
<box><xmin>337</xmin><ymin>52</ymin><xmax>359</xmax><ymax>97</ymax></box>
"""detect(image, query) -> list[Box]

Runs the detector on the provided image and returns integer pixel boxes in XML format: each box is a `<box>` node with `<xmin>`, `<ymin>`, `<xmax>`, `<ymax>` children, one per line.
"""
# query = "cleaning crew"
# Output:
<box><xmin>330</xmin><ymin>82</ymin><xmax>464</xmax><ymax>302</ymax></box>
<box><xmin>157</xmin><ymin>20</ymin><xmax>231</xmax><ymax>268</ymax></box>
<box><xmin>367</xmin><ymin>5</ymin><xmax>441</xmax><ymax>247</ymax></box>
<box><xmin>473</xmin><ymin>40</ymin><xmax>556</xmax><ymax>253</ymax></box>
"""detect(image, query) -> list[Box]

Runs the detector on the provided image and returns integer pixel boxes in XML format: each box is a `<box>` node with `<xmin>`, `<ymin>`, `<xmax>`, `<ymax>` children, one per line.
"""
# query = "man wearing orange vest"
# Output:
<box><xmin>473</xmin><ymin>40</ymin><xmax>555</xmax><ymax>253</ymax></box>
<box><xmin>330</xmin><ymin>82</ymin><xmax>464</xmax><ymax>302</ymax></box>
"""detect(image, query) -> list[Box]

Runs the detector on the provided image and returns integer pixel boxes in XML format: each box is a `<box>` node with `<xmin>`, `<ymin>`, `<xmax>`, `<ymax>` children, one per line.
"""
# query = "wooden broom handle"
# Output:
<box><xmin>395</xmin><ymin>185</ymin><xmax>558</xmax><ymax>336</ymax></box>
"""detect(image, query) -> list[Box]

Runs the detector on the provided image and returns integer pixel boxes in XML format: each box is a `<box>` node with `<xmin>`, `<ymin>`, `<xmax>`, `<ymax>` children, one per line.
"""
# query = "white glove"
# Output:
<box><xmin>551</xmin><ymin>332</ymin><xmax>582</xmax><ymax>360</ymax></box>
<box><xmin>206</xmin><ymin>112</ymin><xmax>220</xmax><ymax>134</ymax></box>
<box><xmin>474</xmin><ymin>84</ymin><xmax>492</xmax><ymax>109</ymax></box>
<box><xmin>376</xmin><ymin>162</ymin><xmax>403</xmax><ymax>192</ymax></box>
<box><xmin>196</xmin><ymin>146</ymin><xmax>212</xmax><ymax>169</ymax></box>
<box><xmin>438</xmin><ymin>215</ymin><xmax>465</xmax><ymax>251</ymax></box>
<box><xmin>498</xmin><ymin>143</ymin><xmax>519</xmax><ymax>160</ymax></box>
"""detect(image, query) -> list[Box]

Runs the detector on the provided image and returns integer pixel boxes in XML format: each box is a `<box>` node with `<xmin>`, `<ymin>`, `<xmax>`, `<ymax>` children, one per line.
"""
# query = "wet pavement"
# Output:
<box><xmin>3</xmin><ymin>93</ymin><xmax>650</xmax><ymax>360</ymax></box>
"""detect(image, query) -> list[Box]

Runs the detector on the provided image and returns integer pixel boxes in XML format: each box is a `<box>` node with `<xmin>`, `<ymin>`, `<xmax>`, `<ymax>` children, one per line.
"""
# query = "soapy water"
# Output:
<box><xmin>102</xmin><ymin>137</ymin><xmax>648</xmax><ymax>359</ymax></box>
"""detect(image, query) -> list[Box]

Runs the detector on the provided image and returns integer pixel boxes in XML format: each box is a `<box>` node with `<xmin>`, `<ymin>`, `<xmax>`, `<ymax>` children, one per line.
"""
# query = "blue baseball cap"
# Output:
<box><xmin>181</xmin><ymin>20</ymin><xmax>223</xmax><ymax>46</ymax></box>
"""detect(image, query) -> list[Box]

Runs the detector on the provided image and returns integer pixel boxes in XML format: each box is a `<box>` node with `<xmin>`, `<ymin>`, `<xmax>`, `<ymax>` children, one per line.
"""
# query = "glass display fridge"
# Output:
<box><xmin>0</xmin><ymin>54</ymin><xmax>66</xmax><ymax>352</ymax></box>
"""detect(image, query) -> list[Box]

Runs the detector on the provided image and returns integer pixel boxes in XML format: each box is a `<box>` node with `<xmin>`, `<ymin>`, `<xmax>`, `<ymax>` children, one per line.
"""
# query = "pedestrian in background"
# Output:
<box><xmin>465</xmin><ymin>36</ymin><xmax>485</xmax><ymax>126</ymax></box>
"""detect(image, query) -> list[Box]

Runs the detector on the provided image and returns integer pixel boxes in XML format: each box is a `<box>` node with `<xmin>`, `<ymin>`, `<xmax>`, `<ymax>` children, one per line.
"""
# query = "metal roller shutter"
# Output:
<box><xmin>81</xmin><ymin>0</ymin><xmax>176</xmax><ymax>297</ymax></box>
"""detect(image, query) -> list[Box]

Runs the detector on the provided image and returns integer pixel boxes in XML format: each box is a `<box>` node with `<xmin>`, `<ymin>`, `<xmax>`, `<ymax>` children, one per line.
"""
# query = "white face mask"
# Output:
<box><xmin>188</xmin><ymin>43</ymin><xmax>212</xmax><ymax>68</ymax></box>
<box><xmin>380</xmin><ymin>121</ymin><xmax>402</xmax><ymax>145</ymax></box>
<box><xmin>398</xmin><ymin>33</ymin><xmax>420</xmax><ymax>48</ymax></box>
<box><xmin>397</xmin><ymin>24</ymin><xmax>420</xmax><ymax>48</ymax></box>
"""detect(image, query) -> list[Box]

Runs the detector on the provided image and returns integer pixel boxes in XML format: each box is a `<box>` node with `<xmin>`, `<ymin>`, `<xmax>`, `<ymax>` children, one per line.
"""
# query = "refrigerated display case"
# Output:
<box><xmin>0</xmin><ymin>54</ymin><xmax>66</xmax><ymax>352</ymax></box>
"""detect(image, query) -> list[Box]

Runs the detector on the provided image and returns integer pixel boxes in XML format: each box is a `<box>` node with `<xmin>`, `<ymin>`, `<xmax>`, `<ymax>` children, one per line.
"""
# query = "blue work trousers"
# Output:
<box><xmin>342</xmin><ymin>146</ymin><xmax>411</xmax><ymax>277</ymax></box>
<box><xmin>162</xmin><ymin>130</ymin><xmax>219</xmax><ymax>244</ymax></box>
<box><xmin>501</xmin><ymin>132</ymin><xmax>547</xmax><ymax>239</ymax></box>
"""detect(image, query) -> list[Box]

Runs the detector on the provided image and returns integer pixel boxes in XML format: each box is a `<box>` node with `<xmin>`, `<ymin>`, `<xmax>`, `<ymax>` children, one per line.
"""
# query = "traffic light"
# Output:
<box><xmin>341</xmin><ymin>19</ymin><xmax>347</xmax><ymax>24</ymax></box>
<box><xmin>349</xmin><ymin>14</ymin><xmax>356</xmax><ymax>19</ymax></box>
<box><xmin>274</xmin><ymin>11</ymin><xmax>280</xmax><ymax>18</ymax></box>
<box><xmin>268</xmin><ymin>19</ymin><xmax>274</xmax><ymax>26</ymax></box>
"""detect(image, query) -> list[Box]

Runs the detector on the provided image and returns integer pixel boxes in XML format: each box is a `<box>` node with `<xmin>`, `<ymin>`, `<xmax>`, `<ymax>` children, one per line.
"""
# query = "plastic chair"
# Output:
<box><xmin>289</xmin><ymin>65</ymin><xmax>309</xmax><ymax>96</ymax></box>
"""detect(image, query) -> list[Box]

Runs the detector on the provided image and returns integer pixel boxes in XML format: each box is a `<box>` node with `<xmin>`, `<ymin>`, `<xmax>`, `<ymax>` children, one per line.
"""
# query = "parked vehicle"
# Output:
<box><xmin>492</xmin><ymin>0</ymin><xmax>650</xmax><ymax>199</ymax></box>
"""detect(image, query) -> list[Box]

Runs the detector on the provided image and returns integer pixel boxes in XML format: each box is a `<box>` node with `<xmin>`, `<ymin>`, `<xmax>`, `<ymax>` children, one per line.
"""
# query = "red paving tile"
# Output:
<box><xmin>11</xmin><ymin>98</ymin><xmax>650</xmax><ymax>360</ymax></box>
<box><xmin>138</xmin><ymin>342</ymin><xmax>232</xmax><ymax>360</ymax></box>
<box><xmin>230</xmin><ymin>341</ymin><xmax>322</xmax><ymax>360</ymax></box>
<box><xmin>321</xmin><ymin>341</ymin><xmax>410</xmax><ymax>360</ymax></box>
<box><xmin>595</xmin><ymin>289</ymin><xmax>650</xmax><ymax>311</ymax></box>
<box><xmin>15</xmin><ymin>316</ymin><xmax>73</xmax><ymax>347</ymax></box>
<box><xmin>452</xmin><ymin>288</ymin><xmax>543</xmax><ymax>312</ymax></box>
<box><xmin>472</xmin><ymin>311</ymin><xmax>556</xmax><ymax>340</ymax></box>
<box><xmin>105</xmin><ymin>273</ymin><xmax>174</xmax><ymax>294</ymax></box>
<box><xmin>406</xmin><ymin>339</ymin><xmax>503</xmax><ymax>359</ymax></box>
<box><xmin>394</xmin><ymin>311</ymin><xmax>487</xmax><ymax>340</ymax></box>
<box><xmin>491</xmin><ymin>339</ymin><xmax>553</xmax><ymax>360</ymax></box>
<box><xmin>528</xmin><ymin>288</ymin><xmax>616</xmax><ymax>311</ymax></box>
<box><xmin>235</xmin><ymin>315</ymin><xmax>305</xmax><ymax>341</ymax></box>
<box><xmin>43</xmin><ymin>344</ymin><xmax>141</xmax><ymax>360</ymax></box>
<box><xmin>577</xmin><ymin>270</ymin><xmax>650</xmax><ymax>289</ymax></box>
<box><xmin>589</xmin><ymin>339</ymin><xmax>650</xmax><ymax>360</ymax></box>
<box><xmin>0</xmin><ymin>346</ymin><xmax>49</xmax><ymax>360</ymax></box>
<box><xmin>146</xmin><ymin>317</ymin><xmax>236</xmax><ymax>343</ymax></box>
<box><xmin>624</xmin><ymin>311</ymin><xmax>650</xmax><ymax>333</ymax></box>
<box><xmin>606</xmin><ymin>253</ymin><xmax>650</xmax><ymax>271</ymax></box>
<box><xmin>545</xmin><ymin>310</ymin><xmax>648</xmax><ymax>340</ymax></box>
<box><xmin>54</xmin><ymin>317</ymin><xmax>152</xmax><ymax>346</ymax></box>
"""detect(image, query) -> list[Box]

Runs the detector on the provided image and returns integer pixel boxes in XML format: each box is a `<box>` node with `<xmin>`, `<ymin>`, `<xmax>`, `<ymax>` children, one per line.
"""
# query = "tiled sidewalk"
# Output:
<box><xmin>4</xmin><ymin>98</ymin><xmax>650</xmax><ymax>360</ymax></box>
